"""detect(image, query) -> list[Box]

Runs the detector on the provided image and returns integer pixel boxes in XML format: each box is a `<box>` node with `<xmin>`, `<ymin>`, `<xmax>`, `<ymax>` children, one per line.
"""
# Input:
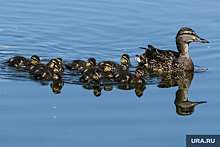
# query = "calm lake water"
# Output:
<box><xmin>0</xmin><ymin>0</ymin><xmax>220</xmax><ymax>147</ymax></box>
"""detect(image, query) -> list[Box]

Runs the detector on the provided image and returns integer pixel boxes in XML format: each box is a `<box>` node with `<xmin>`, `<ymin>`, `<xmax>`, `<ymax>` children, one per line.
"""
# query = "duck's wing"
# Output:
<box><xmin>140</xmin><ymin>45</ymin><xmax>179</xmax><ymax>62</ymax></box>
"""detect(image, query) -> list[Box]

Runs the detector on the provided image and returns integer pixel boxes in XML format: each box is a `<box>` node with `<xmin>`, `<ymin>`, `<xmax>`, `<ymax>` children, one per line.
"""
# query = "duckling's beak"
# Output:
<box><xmin>140</xmin><ymin>75</ymin><xmax>146</xmax><ymax>82</ymax></box>
<box><xmin>195</xmin><ymin>35</ymin><xmax>209</xmax><ymax>43</ymax></box>
<box><xmin>97</xmin><ymin>78</ymin><xmax>103</xmax><ymax>85</ymax></box>
<box><xmin>57</xmin><ymin>71</ymin><xmax>64</xmax><ymax>79</ymax></box>
<box><xmin>127</xmin><ymin>60</ymin><xmax>133</xmax><ymax>68</ymax></box>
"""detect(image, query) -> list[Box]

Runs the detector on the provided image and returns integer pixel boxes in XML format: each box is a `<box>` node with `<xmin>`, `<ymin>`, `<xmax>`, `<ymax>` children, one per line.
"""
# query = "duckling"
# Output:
<box><xmin>113</xmin><ymin>67</ymin><xmax>146</xmax><ymax>84</ymax></box>
<box><xmin>98</xmin><ymin>54</ymin><xmax>132</xmax><ymax>71</ymax></box>
<box><xmin>80</xmin><ymin>70</ymin><xmax>103</xmax><ymax>84</ymax></box>
<box><xmin>30</xmin><ymin>61</ymin><xmax>63</xmax><ymax>80</ymax></box>
<box><xmin>82</xmin><ymin>63</ymin><xmax>114</xmax><ymax>78</ymax></box>
<box><xmin>135</xmin><ymin>27</ymin><xmax>209</xmax><ymax>72</ymax></box>
<box><xmin>66</xmin><ymin>57</ymin><xmax>96</xmax><ymax>71</ymax></box>
<box><xmin>46</xmin><ymin>58</ymin><xmax>64</xmax><ymax>72</ymax></box>
<box><xmin>4</xmin><ymin>55</ymin><xmax>40</xmax><ymax>68</ymax></box>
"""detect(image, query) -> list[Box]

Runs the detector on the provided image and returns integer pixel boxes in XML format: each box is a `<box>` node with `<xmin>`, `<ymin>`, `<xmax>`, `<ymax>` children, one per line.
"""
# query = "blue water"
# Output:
<box><xmin>0</xmin><ymin>0</ymin><xmax>220</xmax><ymax>147</ymax></box>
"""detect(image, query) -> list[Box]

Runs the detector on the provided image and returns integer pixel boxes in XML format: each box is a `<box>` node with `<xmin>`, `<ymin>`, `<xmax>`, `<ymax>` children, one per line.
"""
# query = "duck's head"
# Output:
<box><xmin>86</xmin><ymin>58</ymin><xmax>96</xmax><ymax>68</ymax></box>
<box><xmin>30</xmin><ymin>55</ymin><xmax>41</xmax><ymax>65</ymax></box>
<box><xmin>93</xmin><ymin>71</ymin><xmax>103</xmax><ymax>85</ymax></box>
<box><xmin>121</xmin><ymin>54</ymin><xmax>132</xmax><ymax>68</ymax></box>
<box><xmin>135</xmin><ymin>67</ymin><xmax>146</xmax><ymax>82</ymax></box>
<box><xmin>176</xmin><ymin>27</ymin><xmax>209</xmax><ymax>54</ymax></box>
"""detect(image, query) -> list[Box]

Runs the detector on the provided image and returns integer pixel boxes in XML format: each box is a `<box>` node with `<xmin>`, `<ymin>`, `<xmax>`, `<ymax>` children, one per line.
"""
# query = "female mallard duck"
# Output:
<box><xmin>80</xmin><ymin>70</ymin><xmax>103</xmax><ymax>84</ymax></box>
<box><xmin>113</xmin><ymin>67</ymin><xmax>146</xmax><ymax>84</ymax></box>
<box><xmin>29</xmin><ymin>61</ymin><xmax>63</xmax><ymax>80</ymax></box>
<box><xmin>66</xmin><ymin>57</ymin><xmax>96</xmax><ymax>71</ymax></box>
<box><xmin>98</xmin><ymin>54</ymin><xmax>132</xmax><ymax>71</ymax></box>
<box><xmin>4</xmin><ymin>55</ymin><xmax>41</xmax><ymax>68</ymax></box>
<box><xmin>135</xmin><ymin>27</ymin><xmax>209</xmax><ymax>72</ymax></box>
<box><xmin>82</xmin><ymin>63</ymin><xmax>114</xmax><ymax>78</ymax></box>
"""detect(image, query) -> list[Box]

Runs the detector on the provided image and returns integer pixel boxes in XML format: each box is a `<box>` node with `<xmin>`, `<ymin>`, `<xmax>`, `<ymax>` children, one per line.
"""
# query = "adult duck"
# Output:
<box><xmin>135</xmin><ymin>27</ymin><xmax>209</xmax><ymax>72</ymax></box>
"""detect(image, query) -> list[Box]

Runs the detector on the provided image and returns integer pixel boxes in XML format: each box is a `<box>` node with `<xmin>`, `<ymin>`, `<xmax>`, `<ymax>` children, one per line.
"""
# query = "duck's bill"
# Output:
<box><xmin>195</xmin><ymin>36</ymin><xmax>209</xmax><ymax>43</ymax></box>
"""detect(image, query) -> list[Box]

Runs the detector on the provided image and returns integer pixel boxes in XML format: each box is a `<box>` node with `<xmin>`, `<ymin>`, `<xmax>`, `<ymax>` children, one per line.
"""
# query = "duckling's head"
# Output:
<box><xmin>93</xmin><ymin>71</ymin><xmax>103</xmax><ymax>85</ymax></box>
<box><xmin>56</xmin><ymin>58</ymin><xmax>63</xmax><ymax>64</ymax></box>
<box><xmin>135</xmin><ymin>67</ymin><xmax>146</xmax><ymax>82</ymax></box>
<box><xmin>56</xmin><ymin>58</ymin><xmax>65</xmax><ymax>71</ymax></box>
<box><xmin>121</xmin><ymin>54</ymin><xmax>132</xmax><ymax>68</ymax></box>
<box><xmin>86</xmin><ymin>58</ymin><xmax>96</xmax><ymax>68</ymax></box>
<box><xmin>30</xmin><ymin>55</ymin><xmax>41</xmax><ymax>65</ymax></box>
<box><xmin>103</xmin><ymin>63</ymin><xmax>113</xmax><ymax>72</ymax></box>
<box><xmin>52</xmin><ymin>62</ymin><xmax>64</xmax><ymax>79</ymax></box>
<box><xmin>176</xmin><ymin>27</ymin><xmax>209</xmax><ymax>54</ymax></box>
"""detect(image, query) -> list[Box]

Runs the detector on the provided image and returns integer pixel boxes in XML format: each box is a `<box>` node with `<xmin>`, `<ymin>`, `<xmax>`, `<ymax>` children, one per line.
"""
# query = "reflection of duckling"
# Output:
<box><xmin>30</xmin><ymin>62</ymin><xmax>63</xmax><ymax>80</ymax></box>
<box><xmin>66</xmin><ymin>57</ymin><xmax>96</xmax><ymax>71</ymax></box>
<box><xmin>4</xmin><ymin>55</ymin><xmax>40</xmax><ymax>68</ymax></box>
<box><xmin>104</xmin><ymin>86</ymin><xmax>113</xmax><ymax>91</ymax></box>
<box><xmin>135</xmin><ymin>86</ymin><xmax>146</xmax><ymax>98</ymax></box>
<box><xmin>80</xmin><ymin>70</ymin><xmax>102</xmax><ymax>84</ymax></box>
<box><xmin>113</xmin><ymin>68</ymin><xmax>146</xmax><ymax>84</ymax></box>
<box><xmin>117</xmin><ymin>84</ymin><xmax>146</xmax><ymax>98</ymax></box>
<box><xmin>135</xmin><ymin>27</ymin><xmax>209</xmax><ymax>72</ymax></box>
<box><xmin>82</xmin><ymin>86</ymin><xmax>103</xmax><ymax>97</ymax></box>
<box><xmin>98</xmin><ymin>54</ymin><xmax>132</xmax><ymax>71</ymax></box>
<box><xmin>50</xmin><ymin>80</ymin><xmax>64</xmax><ymax>94</ymax></box>
<box><xmin>93</xmin><ymin>87</ymin><xmax>102</xmax><ymax>97</ymax></box>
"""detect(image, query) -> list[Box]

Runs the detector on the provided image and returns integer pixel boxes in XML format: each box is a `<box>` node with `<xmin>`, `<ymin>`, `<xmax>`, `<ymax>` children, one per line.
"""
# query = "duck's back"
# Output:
<box><xmin>140</xmin><ymin>45</ymin><xmax>193</xmax><ymax>72</ymax></box>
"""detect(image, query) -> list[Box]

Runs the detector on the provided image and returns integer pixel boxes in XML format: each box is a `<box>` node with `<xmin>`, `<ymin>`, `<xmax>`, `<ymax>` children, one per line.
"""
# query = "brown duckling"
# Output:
<box><xmin>135</xmin><ymin>27</ymin><xmax>209</xmax><ymax>72</ymax></box>
<box><xmin>82</xmin><ymin>63</ymin><xmax>114</xmax><ymax>78</ymax></box>
<box><xmin>4</xmin><ymin>55</ymin><xmax>40</xmax><ymax>68</ymax></box>
<box><xmin>46</xmin><ymin>58</ymin><xmax>65</xmax><ymax>72</ymax></box>
<box><xmin>98</xmin><ymin>54</ymin><xmax>132</xmax><ymax>71</ymax></box>
<box><xmin>29</xmin><ymin>61</ymin><xmax>63</xmax><ymax>80</ymax></box>
<box><xmin>80</xmin><ymin>70</ymin><xmax>103</xmax><ymax>84</ymax></box>
<box><xmin>113</xmin><ymin>67</ymin><xmax>146</xmax><ymax>84</ymax></box>
<box><xmin>66</xmin><ymin>57</ymin><xmax>96</xmax><ymax>71</ymax></box>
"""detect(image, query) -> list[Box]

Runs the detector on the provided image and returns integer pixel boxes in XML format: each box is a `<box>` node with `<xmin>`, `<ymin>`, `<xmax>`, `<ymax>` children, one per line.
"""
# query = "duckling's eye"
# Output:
<box><xmin>122</xmin><ymin>56</ymin><xmax>129</xmax><ymax>61</ymax></box>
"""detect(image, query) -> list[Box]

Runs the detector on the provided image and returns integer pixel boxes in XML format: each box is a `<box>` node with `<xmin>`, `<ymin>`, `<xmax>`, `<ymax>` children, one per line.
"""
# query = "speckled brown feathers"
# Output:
<box><xmin>135</xmin><ymin>27</ymin><xmax>209</xmax><ymax>72</ymax></box>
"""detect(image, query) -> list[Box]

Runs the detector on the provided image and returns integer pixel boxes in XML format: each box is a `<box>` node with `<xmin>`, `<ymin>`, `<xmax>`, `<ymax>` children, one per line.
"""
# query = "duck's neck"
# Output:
<box><xmin>176</xmin><ymin>42</ymin><xmax>190</xmax><ymax>57</ymax></box>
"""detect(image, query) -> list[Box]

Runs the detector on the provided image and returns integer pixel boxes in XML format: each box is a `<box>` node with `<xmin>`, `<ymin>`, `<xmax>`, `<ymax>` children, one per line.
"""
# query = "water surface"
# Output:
<box><xmin>0</xmin><ymin>0</ymin><xmax>220</xmax><ymax>147</ymax></box>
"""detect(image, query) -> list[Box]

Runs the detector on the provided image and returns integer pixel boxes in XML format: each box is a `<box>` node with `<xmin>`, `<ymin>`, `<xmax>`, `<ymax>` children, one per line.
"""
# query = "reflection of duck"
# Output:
<box><xmin>50</xmin><ymin>80</ymin><xmax>64</xmax><ymax>94</ymax></box>
<box><xmin>98</xmin><ymin>54</ymin><xmax>132</xmax><ymax>71</ymax></box>
<box><xmin>4</xmin><ymin>55</ymin><xmax>41</xmax><ymax>68</ymax></box>
<box><xmin>113</xmin><ymin>67</ymin><xmax>146</xmax><ymax>84</ymax></box>
<box><xmin>157</xmin><ymin>71</ymin><xmax>207</xmax><ymax>115</ymax></box>
<box><xmin>135</xmin><ymin>27</ymin><xmax>209</xmax><ymax>72</ymax></box>
<box><xmin>66</xmin><ymin>58</ymin><xmax>96</xmax><ymax>71</ymax></box>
